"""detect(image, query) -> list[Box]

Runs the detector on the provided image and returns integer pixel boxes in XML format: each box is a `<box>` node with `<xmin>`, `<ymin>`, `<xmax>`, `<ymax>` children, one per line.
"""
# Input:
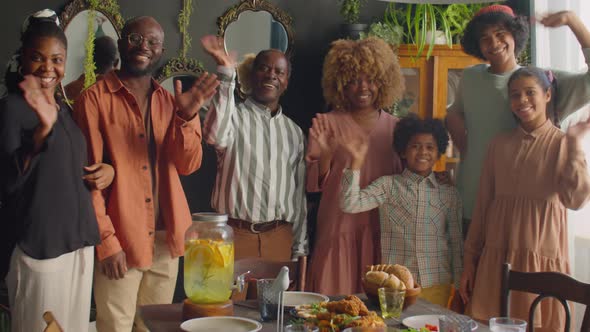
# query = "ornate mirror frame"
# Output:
<box><xmin>60</xmin><ymin>0</ymin><xmax>124</xmax><ymax>32</ymax></box>
<box><xmin>155</xmin><ymin>58</ymin><xmax>205</xmax><ymax>82</ymax></box>
<box><xmin>157</xmin><ymin>0</ymin><xmax>205</xmax><ymax>86</ymax></box>
<box><xmin>59</xmin><ymin>0</ymin><xmax>124</xmax><ymax>104</ymax></box>
<box><xmin>217</xmin><ymin>0</ymin><xmax>295</xmax><ymax>57</ymax></box>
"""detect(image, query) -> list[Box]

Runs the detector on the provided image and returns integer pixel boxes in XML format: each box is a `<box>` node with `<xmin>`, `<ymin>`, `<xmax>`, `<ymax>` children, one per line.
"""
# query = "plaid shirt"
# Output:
<box><xmin>340</xmin><ymin>168</ymin><xmax>463</xmax><ymax>288</ymax></box>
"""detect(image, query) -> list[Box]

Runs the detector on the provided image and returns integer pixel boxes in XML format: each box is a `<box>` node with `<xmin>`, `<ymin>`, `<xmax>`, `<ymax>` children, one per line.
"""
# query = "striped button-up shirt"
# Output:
<box><xmin>203</xmin><ymin>67</ymin><xmax>308</xmax><ymax>257</ymax></box>
<box><xmin>340</xmin><ymin>168</ymin><xmax>463</xmax><ymax>288</ymax></box>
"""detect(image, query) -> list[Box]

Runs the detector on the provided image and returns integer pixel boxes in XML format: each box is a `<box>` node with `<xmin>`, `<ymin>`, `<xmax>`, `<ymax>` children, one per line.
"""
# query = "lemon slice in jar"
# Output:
<box><xmin>186</xmin><ymin>240</ymin><xmax>232</xmax><ymax>267</ymax></box>
<box><xmin>215</xmin><ymin>243</ymin><xmax>234</xmax><ymax>267</ymax></box>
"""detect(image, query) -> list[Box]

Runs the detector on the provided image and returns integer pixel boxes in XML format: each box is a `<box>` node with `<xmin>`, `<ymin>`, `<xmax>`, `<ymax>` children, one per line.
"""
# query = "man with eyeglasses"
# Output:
<box><xmin>74</xmin><ymin>16</ymin><xmax>219</xmax><ymax>332</ymax></box>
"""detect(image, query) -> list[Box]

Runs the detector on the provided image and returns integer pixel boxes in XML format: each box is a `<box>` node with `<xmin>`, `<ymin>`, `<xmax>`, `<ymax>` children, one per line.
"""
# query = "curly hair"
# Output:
<box><xmin>322</xmin><ymin>37</ymin><xmax>404</xmax><ymax>111</ymax></box>
<box><xmin>461</xmin><ymin>11</ymin><xmax>529</xmax><ymax>61</ymax></box>
<box><xmin>393</xmin><ymin>115</ymin><xmax>449</xmax><ymax>157</ymax></box>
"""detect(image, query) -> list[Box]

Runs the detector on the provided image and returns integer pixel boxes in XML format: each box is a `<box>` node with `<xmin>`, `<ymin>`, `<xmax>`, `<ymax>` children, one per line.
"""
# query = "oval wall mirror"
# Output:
<box><xmin>59</xmin><ymin>0</ymin><xmax>123</xmax><ymax>101</ymax></box>
<box><xmin>156</xmin><ymin>58</ymin><xmax>205</xmax><ymax>95</ymax></box>
<box><xmin>217</xmin><ymin>0</ymin><xmax>294</xmax><ymax>62</ymax></box>
<box><xmin>224</xmin><ymin>10</ymin><xmax>289</xmax><ymax>60</ymax></box>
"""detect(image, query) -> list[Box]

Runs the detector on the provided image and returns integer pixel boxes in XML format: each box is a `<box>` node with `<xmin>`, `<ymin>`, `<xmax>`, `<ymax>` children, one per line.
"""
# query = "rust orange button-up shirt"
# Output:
<box><xmin>74</xmin><ymin>71</ymin><xmax>202</xmax><ymax>268</ymax></box>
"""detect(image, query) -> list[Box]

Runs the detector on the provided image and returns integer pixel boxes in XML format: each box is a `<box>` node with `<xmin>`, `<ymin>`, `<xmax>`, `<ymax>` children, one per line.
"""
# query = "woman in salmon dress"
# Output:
<box><xmin>305</xmin><ymin>37</ymin><xmax>404</xmax><ymax>295</ymax></box>
<box><xmin>460</xmin><ymin>67</ymin><xmax>590</xmax><ymax>332</ymax></box>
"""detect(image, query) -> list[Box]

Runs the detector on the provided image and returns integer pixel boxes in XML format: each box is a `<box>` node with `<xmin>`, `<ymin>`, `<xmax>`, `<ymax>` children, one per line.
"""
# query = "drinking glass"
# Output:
<box><xmin>489</xmin><ymin>317</ymin><xmax>527</xmax><ymax>332</ymax></box>
<box><xmin>257</xmin><ymin>278</ymin><xmax>279</xmax><ymax>321</ymax></box>
<box><xmin>439</xmin><ymin>315</ymin><xmax>477</xmax><ymax>332</ymax></box>
<box><xmin>377</xmin><ymin>287</ymin><xmax>405</xmax><ymax>319</ymax></box>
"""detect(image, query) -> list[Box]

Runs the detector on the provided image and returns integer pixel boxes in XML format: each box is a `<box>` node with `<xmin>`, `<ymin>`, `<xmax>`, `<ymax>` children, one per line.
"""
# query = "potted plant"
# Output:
<box><xmin>339</xmin><ymin>0</ymin><xmax>367</xmax><ymax>39</ymax></box>
<box><xmin>385</xmin><ymin>3</ymin><xmax>487</xmax><ymax>58</ymax></box>
<box><xmin>444</xmin><ymin>3</ymin><xmax>488</xmax><ymax>43</ymax></box>
<box><xmin>359</xmin><ymin>22</ymin><xmax>404</xmax><ymax>51</ymax></box>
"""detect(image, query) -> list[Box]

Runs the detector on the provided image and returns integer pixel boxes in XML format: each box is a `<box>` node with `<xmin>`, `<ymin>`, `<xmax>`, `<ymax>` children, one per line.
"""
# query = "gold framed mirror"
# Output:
<box><xmin>217</xmin><ymin>0</ymin><xmax>295</xmax><ymax>60</ymax></box>
<box><xmin>59</xmin><ymin>0</ymin><xmax>124</xmax><ymax>101</ymax></box>
<box><xmin>156</xmin><ymin>57</ymin><xmax>205</xmax><ymax>94</ymax></box>
<box><xmin>156</xmin><ymin>0</ymin><xmax>205</xmax><ymax>96</ymax></box>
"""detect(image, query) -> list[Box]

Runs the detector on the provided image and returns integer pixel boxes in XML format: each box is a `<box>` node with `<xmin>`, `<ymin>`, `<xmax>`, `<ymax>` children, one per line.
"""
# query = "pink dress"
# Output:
<box><xmin>465</xmin><ymin>121</ymin><xmax>590</xmax><ymax>331</ymax></box>
<box><xmin>306</xmin><ymin>110</ymin><xmax>402</xmax><ymax>295</ymax></box>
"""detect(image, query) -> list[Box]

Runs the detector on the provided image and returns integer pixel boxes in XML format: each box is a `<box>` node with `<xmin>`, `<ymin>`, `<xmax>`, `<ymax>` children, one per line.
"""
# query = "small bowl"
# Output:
<box><xmin>361</xmin><ymin>278</ymin><xmax>421</xmax><ymax>310</ymax></box>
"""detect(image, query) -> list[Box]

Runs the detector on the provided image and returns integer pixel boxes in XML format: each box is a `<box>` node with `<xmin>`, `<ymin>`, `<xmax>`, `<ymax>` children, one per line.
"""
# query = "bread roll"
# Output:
<box><xmin>392</xmin><ymin>264</ymin><xmax>414</xmax><ymax>289</ymax></box>
<box><xmin>381</xmin><ymin>274</ymin><xmax>402</xmax><ymax>290</ymax></box>
<box><xmin>365</xmin><ymin>271</ymin><xmax>389</xmax><ymax>286</ymax></box>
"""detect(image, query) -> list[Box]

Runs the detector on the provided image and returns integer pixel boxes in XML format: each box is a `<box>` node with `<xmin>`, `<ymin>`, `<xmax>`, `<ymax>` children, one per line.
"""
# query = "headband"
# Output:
<box><xmin>474</xmin><ymin>5</ymin><xmax>515</xmax><ymax>18</ymax></box>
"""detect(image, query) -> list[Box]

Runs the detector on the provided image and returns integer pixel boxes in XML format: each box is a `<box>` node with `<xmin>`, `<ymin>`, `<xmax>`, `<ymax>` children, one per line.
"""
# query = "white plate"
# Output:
<box><xmin>282</xmin><ymin>291</ymin><xmax>329</xmax><ymax>307</ymax></box>
<box><xmin>403</xmin><ymin>315</ymin><xmax>443</xmax><ymax>330</ymax></box>
<box><xmin>180</xmin><ymin>316</ymin><xmax>262</xmax><ymax>332</ymax></box>
<box><xmin>402</xmin><ymin>315</ymin><xmax>477</xmax><ymax>331</ymax></box>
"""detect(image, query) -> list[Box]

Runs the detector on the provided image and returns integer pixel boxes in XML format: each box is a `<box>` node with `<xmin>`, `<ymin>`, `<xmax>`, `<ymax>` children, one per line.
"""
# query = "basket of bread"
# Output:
<box><xmin>362</xmin><ymin>264</ymin><xmax>421</xmax><ymax>309</ymax></box>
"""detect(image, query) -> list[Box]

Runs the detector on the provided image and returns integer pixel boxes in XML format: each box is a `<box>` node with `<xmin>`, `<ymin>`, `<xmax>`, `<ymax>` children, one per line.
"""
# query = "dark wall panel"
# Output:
<box><xmin>0</xmin><ymin>0</ymin><xmax>392</xmax><ymax>213</ymax></box>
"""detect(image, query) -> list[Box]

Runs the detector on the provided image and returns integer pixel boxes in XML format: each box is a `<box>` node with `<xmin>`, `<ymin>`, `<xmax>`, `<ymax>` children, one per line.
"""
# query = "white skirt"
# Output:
<box><xmin>5</xmin><ymin>245</ymin><xmax>94</xmax><ymax>332</ymax></box>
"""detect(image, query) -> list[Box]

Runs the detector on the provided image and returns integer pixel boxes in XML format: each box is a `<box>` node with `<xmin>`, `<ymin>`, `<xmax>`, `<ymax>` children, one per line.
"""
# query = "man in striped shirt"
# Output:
<box><xmin>201</xmin><ymin>35</ymin><xmax>308</xmax><ymax>261</ymax></box>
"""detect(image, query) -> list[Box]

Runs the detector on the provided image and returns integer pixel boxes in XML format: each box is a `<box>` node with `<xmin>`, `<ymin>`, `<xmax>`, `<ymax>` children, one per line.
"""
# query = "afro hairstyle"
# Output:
<box><xmin>393</xmin><ymin>114</ymin><xmax>449</xmax><ymax>157</ymax></box>
<box><xmin>461</xmin><ymin>11</ymin><xmax>529</xmax><ymax>61</ymax></box>
<box><xmin>322</xmin><ymin>37</ymin><xmax>404</xmax><ymax>111</ymax></box>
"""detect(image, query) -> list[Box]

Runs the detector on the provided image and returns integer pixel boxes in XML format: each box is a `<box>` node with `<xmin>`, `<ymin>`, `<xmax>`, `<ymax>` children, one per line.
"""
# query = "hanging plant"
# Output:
<box><xmin>83</xmin><ymin>4</ymin><xmax>97</xmax><ymax>89</ymax></box>
<box><xmin>81</xmin><ymin>0</ymin><xmax>124</xmax><ymax>89</ymax></box>
<box><xmin>95</xmin><ymin>0</ymin><xmax>124</xmax><ymax>29</ymax></box>
<box><xmin>178</xmin><ymin>0</ymin><xmax>193</xmax><ymax>59</ymax></box>
<box><xmin>339</xmin><ymin>0</ymin><xmax>364</xmax><ymax>24</ymax></box>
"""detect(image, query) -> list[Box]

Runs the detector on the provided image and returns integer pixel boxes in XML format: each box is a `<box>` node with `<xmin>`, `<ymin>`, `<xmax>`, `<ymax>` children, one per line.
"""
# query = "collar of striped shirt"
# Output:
<box><xmin>245</xmin><ymin>97</ymin><xmax>283</xmax><ymax>117</ymax></box>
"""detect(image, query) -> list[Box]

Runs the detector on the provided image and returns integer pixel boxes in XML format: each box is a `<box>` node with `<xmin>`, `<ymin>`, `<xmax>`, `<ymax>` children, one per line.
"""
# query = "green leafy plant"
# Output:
<box><xmin>385</xmin><ymin>3</ymin><xmax>450</xmax><ymax>59</ymax></box>
<box><xmin>82</xmin><ymin>0</ymin><xmax>124</xmax><ymax>89</ymax></box>
<box><xmin>359</xmin><ymin>22</ymin><xmax>403</xmax><ymax>48</ymax></box>
<box><xmin>83</xmin><ymin>6</ymin><xmax>97</xmax><ymax>89</ymax></box>
<box><xmin>444</xmin><ymin>3</ymin><xmax>488</xmax><ymax>43</ymax></box>
<box><xmin>178</xmin><ymin>0</ymin><xmax>193</xmax><ymax>59</ymax></box>
<box><xmin>339</xmin><ymin>0</ymin><xmax>364</xmax><ymax>24</ymax></box>
<box><xmin>385</xmin><ymin>3</ymin><xmax>491</xmax><ymax>59</ymax></box>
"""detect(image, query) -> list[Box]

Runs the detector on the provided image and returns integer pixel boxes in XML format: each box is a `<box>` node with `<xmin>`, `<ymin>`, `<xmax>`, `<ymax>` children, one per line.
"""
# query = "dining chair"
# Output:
<box><xmin>232</xmin><ymin>256</ymin><xmax>307</xmax><ymax>301</ymax></box>
<box><xmin>42</xmin><ymin>311</ymin><xmax>63</xmax><ymax>332</ymax></box>
<box><xmin>500</xmin><ymin>262</ymin><xmax>590</xmax><ymax>332</ymax></box>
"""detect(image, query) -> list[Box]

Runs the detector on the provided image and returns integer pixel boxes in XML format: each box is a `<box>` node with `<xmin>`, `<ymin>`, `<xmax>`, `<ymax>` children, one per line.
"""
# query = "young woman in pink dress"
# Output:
<box><xmin>460</xmin><ymin>66</ymin><xmax>590</xmax><ymax>331</ymax></box>
<box><xmin>305</xmin><ymin>37</ymin><xmax>404</xmax><ymax>295</ymax></box>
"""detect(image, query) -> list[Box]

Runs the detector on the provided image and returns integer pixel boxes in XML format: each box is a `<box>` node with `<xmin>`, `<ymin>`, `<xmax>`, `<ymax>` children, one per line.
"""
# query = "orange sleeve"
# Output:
<box><xmin>73</xmin><ymin>91</ymin><xmax>122</xmax><ymax>260</ymax></box>
<box><xmin>166</xmin><ymin>109</ymin><xmax>203</xmax><ymax>176</ymax></box>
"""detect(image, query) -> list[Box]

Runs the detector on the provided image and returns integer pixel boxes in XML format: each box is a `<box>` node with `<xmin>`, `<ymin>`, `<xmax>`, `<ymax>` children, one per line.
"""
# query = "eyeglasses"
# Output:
<box><xmin>126</xmin><ymin>33</ymin><xmax>162</xmax><ymax>47</ymax></box>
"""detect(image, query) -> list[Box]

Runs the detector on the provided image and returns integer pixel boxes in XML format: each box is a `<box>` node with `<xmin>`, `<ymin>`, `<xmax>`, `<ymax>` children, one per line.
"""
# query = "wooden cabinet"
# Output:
<box><xmin>396</xmin><ymin>44</ymin><xmax>483</xmax><ymax>172</ymax></box>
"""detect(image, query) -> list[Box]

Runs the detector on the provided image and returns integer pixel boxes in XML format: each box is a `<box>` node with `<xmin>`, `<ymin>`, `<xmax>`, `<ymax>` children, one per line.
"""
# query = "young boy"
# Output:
<box><xmin>337</xmin><ymin>115</ymin><xmax>463</xmax><ymax>307</ymax></box>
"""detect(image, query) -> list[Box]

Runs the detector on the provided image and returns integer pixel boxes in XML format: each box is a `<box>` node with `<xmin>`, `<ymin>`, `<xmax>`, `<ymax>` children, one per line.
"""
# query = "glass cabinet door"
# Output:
<box><xmin>398</xmin><ymin>57</ymin><xmax>430</xmax><ymax>120</ymax></box>
<box><xmin>433</xmin><ymin>56</ymin><xmax>482</xmax><ymax>174</ymax></box>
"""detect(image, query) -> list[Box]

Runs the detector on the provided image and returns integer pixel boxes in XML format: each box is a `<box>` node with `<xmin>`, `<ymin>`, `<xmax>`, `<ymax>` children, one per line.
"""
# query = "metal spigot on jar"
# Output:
<box><xmin>182</xmin><ymin>213</ymin><xmax>238</xmax><ymax>319</ymax></box>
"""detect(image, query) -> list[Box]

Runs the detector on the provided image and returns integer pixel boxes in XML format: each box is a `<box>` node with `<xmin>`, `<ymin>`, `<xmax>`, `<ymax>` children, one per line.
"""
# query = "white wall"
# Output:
<box><xmin>534</xmin><ymin>1</ymin><xmax>590</xmax><ymax>330</ymax></box>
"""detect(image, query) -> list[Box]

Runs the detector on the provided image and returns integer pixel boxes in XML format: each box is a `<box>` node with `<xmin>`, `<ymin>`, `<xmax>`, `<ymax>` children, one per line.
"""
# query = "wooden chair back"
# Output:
<box><xmin>232</xmin><ymin>256</ymin><xmax>307</xmax><ymax>301</ymax></box>
<box><xmin>501</xmin><ymin>262</ymin><xmax>590</xmax><ymax>332</ymax></box>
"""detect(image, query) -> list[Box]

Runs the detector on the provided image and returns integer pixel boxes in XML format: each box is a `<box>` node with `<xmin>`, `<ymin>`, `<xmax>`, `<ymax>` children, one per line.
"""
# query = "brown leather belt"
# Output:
<box><xmin>227</xmin><ymin>218</ymin><xmax>288</xmax><ymax>234</ymax></box>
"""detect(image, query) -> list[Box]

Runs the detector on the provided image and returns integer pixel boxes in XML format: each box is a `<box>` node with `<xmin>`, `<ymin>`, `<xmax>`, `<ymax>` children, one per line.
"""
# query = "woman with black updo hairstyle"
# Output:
<box><xmin>0</xmin><ymin>9</ymin><xmax>113</xmax><ymax>331</ymax></box>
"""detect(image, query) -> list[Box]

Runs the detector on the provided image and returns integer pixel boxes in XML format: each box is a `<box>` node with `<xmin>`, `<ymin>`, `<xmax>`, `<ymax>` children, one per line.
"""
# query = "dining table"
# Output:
<box><xmin>140</xmin><ymin>294</ymin><xmax>491</xmax><ymax>332</ymax></box>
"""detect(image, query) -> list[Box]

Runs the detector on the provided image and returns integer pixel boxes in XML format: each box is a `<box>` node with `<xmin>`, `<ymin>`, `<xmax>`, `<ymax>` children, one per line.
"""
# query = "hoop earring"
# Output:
<box><xmin>17</xmin><ymin>66</ymin><xmax>23</xmax><ymax>76</ymax></box>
